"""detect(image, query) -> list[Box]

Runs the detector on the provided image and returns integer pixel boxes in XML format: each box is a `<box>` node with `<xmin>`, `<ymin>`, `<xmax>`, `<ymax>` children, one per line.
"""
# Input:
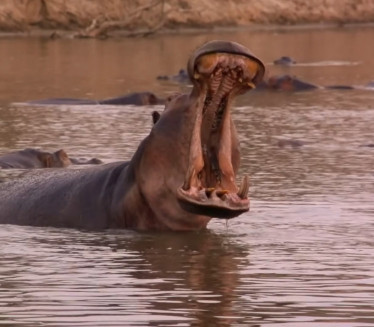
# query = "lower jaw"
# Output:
<box><xmin>177</xmin><ymin>187</ymin><xmax>249</xmax><ymax>219</ymax></box>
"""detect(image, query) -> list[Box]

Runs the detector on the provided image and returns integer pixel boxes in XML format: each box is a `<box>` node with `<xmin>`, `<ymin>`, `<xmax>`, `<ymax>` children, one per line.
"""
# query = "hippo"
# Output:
<box><xmin>273</xmin><ymin>56</ymin><xmax>297</xmax><ymax>65</ymax></box>
<box><xmin>0</xmin><ymin>148</ymin><xmax>103</xmax><ymax>169</ymax></box>
<box><xmin>0</xmin><ymin>148</ymin><xmax>71</xmax><ymax>169</ymax></box>
<box><xmin>257</xmin><ymin>74</ymin><xmax>356</xmax><ymax>91</ymax></box>
<box><xmin>259</xmin><ymin>74</ymin><xmax>318</xmax><ymax>91</ymax></box>
<box><xmin>0</xmin><ymin>40</ymin><xmax>265</xmax><ymax>231</ymax></box>
<box><xmin>276</xmin><ymin>139</ymin><xmax>305</xmax><ymax>148</ymax></box>
<box><xmin>156</xmin><ymin>69</ymin><xmax>190</xmax><ymax>84</ymax></box>
<box><xmin>27</xmin><ymin>92</ymin><xmax>165</xmax><ymax>106</ymax></box>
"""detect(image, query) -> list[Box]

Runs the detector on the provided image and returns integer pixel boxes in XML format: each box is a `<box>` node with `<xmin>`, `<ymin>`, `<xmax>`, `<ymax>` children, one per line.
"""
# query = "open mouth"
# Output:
<box><xmin>177</xmin><ymin>41</ymin><xmax>265</xmax><ymax>219</ymax></box>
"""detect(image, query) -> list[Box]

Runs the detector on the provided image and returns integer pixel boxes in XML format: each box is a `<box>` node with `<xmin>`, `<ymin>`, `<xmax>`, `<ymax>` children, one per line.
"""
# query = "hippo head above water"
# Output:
<box><xmin>0</xmin><ymin>148</ymin><xmax>71</xmax><ymax>169</ymax></box>
<box><xmin>266</xmin><ymin>74</ymin><xmax>318</xmax><ymax>91</ymax></box>
<box><xmin>0</xmin><ymin>40</ymin><xmax>265</xmax><ymax>231</ymax></box>
<box><xmin>135</xmin><ymin>41</ymin><xmax>265</xmax><ymax>227</ymax></box>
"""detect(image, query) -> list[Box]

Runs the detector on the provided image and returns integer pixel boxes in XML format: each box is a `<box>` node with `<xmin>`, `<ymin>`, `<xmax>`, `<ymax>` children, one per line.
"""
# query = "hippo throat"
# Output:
<box><xmin>177</xmin><ymin>52</ymin><xmax>259</xmax><ymax>218</ymax></box>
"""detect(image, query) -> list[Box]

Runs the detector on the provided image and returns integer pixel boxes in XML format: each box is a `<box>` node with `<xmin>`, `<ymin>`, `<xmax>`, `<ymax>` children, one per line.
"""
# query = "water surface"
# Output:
<box><xmin>0</xmin><ymin>26</ymin><xmax>374</xmax><ymax>326</ymax></box>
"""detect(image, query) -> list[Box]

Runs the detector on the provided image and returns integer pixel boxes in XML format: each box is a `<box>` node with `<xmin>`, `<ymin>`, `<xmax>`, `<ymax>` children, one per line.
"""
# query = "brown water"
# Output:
<box><xmin>1</xmin><ymin>26</ymin><xmax>374</xmax><ymax>326</ymax></box>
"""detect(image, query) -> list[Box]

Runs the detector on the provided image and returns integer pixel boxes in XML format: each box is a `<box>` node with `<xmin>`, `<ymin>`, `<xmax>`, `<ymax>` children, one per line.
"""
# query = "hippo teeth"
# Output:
<box><xmin>237</xmin><ymin>175</ymin><xmax>249</xmax><ymax>199</ymax></box>
<box><xmin>180</xmin><ymin>50</ymin><xmax>260</xmax><ymax>217</ymax></box>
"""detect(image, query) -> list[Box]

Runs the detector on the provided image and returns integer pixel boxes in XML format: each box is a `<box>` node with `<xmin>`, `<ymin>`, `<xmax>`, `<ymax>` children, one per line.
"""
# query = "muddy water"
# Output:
<box><xmin>1</xmin><ymin>26</ymin><xmax>374</xmax><ymax>326</ymax></box>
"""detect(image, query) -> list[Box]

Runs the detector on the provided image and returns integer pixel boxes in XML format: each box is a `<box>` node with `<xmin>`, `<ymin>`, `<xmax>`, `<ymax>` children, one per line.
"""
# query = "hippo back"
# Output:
<box><xmin>0</xmin><ymin>161</ymin><xmax>129</xmax><ymax>228</ymax></box>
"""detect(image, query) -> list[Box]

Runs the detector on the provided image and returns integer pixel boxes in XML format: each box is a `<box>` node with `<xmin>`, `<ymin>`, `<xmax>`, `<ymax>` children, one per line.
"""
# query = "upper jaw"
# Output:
<box><xmin>177</xmin><ymin>40</ymin><xmax>265</xmax><ymax>219</ymax></box>
<box><xmin>187</xmin><ymin>40</ymin><xmax>265</xmax><ymax>88</ymax></box>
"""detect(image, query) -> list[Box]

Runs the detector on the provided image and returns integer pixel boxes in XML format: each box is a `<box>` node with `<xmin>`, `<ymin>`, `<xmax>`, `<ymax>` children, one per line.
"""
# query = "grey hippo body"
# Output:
<box><xmin>0</xmin><ymin>40</ymin><xmax>265</xmax><ymax>231</ymax></box>
<box><xmin>0</xmin><ymin>148</ymin><xmax>103</xmax><ymax>169</ymax></box>
<box><xmin>27</xmin><ymin>92</ymin><xmax>164</xmax><ymax>106</ymax></box>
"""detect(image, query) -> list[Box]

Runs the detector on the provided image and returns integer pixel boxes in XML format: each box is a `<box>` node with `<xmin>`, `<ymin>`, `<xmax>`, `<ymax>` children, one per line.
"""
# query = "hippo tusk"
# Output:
<box><xmin>237</xmin><ymin>175</ymin><xmax>249</xmax><ymax>199</ymax></box>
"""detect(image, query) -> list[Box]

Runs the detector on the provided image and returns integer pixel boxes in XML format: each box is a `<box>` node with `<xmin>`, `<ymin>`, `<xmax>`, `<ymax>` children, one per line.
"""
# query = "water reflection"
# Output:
<box><xmin>0</xmin><ymin>26</ymin><xmax>374</xmax><ymax>326</ymax></box>
<box><xmin>0</xmin><ymin>226</ymin><xmax>249</xmax><ymax>326</ymax></box>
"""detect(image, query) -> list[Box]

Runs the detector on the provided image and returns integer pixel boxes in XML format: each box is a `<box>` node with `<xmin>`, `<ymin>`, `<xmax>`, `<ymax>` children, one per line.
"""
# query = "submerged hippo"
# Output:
<box><xmin>156</xmin><ymin>69</ymin><xmax>190</xmax><ymax>84</ymax></box>
<box><xmin>0</xmin><ymin>148</ymin><xmax>71</xmax><ymax>169</ymax></box>
<box><xmin>0</xmin><ymin>40</ymin><xmax>265</xmax><ymax>231</ymax></box>
<box><xmin>257</xmin><ymin>74</ymin><xmax>355</xmax><ymax>91</ymax></box>
<box><xmin>0</xmin><ymin>148</ymin><xmax>103</xmax><ymax>169</ymax></box>
<box><xmin>276</xmin><ymin>139</ymin><xmax>305</xmax><ymax>148</ymax></box>
<box><xmin>273</xmin><ymin>56</ymin><xmax>297</xmax><ymax>65</ymax></box>
<box><xmin>27</xmin><ymin>92</ymin><xmax>164</xmax><ymax>106</ymax></box>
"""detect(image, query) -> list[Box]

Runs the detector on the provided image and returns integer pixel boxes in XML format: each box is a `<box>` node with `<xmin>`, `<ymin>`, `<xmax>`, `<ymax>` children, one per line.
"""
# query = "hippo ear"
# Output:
<box><xmin>55</xmin><ymin>149</ymin><xmax>71</xmax><ymax>167</ymax></box>
<box><xmin>165</xmin><ymin>92</ymin><xmax>181</xmax><ymax>107</ymax></box>
<box><xmin>152</xmin><ymin>111</ymin><xmax>161</xmax><ymax>124</ymax></box>
<box><xmin>55</xmin><ymin>149</ymin><xmax>68</xmax><ymax>160</ymax></box>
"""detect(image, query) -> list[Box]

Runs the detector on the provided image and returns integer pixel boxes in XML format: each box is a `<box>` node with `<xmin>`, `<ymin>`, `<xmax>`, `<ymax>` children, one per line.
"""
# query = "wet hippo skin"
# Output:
<box><xmin>27</xmin><ymin>92</ymin><xmax>164</xmax><ymax>106</ymax></box>
<box><xmin>0</xmin><ymin>40</ymin><xmax>265</xmax><ymax>231</ymax></box>
<box><xmin>0</xmin><ymin>148</ymin><xmax>71</xmax><ymax>169</ymax></box>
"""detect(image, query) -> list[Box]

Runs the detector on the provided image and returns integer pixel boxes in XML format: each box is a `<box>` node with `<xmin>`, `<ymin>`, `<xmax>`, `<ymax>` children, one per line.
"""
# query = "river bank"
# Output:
<box><xmin>1</xmin><ymin>0</ymin><xmax>374</xmax><ymax>38</ymax></box>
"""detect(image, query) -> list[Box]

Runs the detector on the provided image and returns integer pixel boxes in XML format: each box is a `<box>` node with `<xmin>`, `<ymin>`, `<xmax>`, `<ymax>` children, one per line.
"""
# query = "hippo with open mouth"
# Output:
<box><xmin>0</xmin><ymin>40</ymin><xmax>265</xmax><ymax>231</ymax></box>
